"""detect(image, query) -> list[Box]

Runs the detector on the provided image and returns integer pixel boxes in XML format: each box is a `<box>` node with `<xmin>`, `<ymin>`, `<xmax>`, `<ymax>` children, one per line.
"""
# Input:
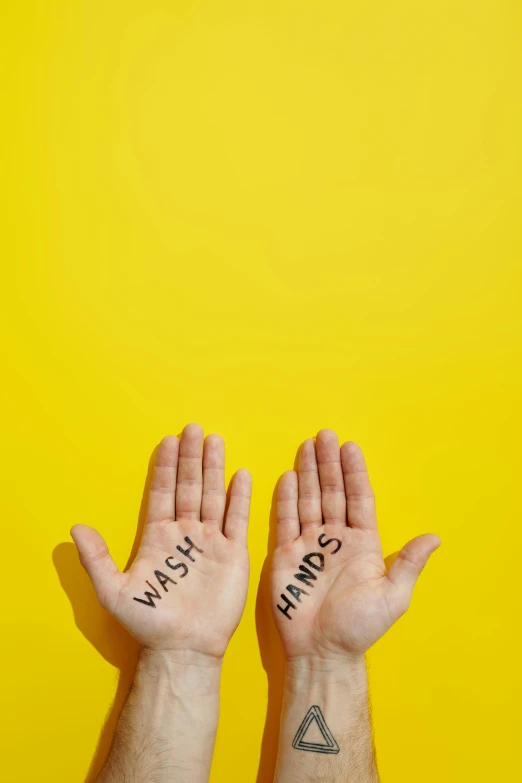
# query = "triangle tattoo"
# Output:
<box><xmin>292</xmin><ymin>705</ymin><xmax>340</xmax><ymax>754</ymax></box>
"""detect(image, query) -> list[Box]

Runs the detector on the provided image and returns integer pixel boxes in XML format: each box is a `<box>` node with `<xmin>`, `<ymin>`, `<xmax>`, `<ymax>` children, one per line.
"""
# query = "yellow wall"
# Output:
<box><xmin>2</xmin><ymin>1</ymin><xmax>521</xmax><ymax>780</ymax></box>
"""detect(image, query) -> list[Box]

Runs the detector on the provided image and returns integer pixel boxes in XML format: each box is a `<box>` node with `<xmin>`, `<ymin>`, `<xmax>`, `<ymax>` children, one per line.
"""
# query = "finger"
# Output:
<box><xmin>340</xmin><ymin>441</ymin><xmax>377</xmax><ymax>530</ymax></box>
<box><xmin>223</xmin><ymin>469</ymin><xmax>252</xmax><ymax>546</ymax></box>
<box><xmin>70</xmin><ymin>524</ymin><xmax>122</xmax><ymax>611</ymax></box>
<box><xmin>386</xmin><ymin>534</ymin><xmax>441</xmax><ymax>605</ymax></box>
<box><xmin>175</xmin><ymin>423</ymin><xmax>204</xmax><ymax>521</ymax></box>
<box><xmin>146</xmin><ymin>435</ymin><xmax>179</xmax><ymax>524</ymax></box>
<box><xmin>316</xmin><ymin>429</ymin><xmax>346</xmax><ymax>526</ymax></box>
<box><xmin>201</xmin><ymin>434</ymin><xmax>226</xmax><ymax>528</ymax></box>
<box><xmin>297</xmin><ymin>439</ymin><xmax>322</xmax><ymax>530</ymax></box>
<box><xmin>277</xmin><ymin>470</ymin><xmax>299</xmax><ymax>545</ymax></box>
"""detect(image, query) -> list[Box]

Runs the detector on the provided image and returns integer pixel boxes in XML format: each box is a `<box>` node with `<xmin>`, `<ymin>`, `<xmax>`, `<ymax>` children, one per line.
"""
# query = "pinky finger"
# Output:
<box><xmin>223</xmin><ymin>470</ymin><xmax>252</xmax><ymax>547</ymax></box>
<box><xmin>70</xmin><ymin>524</ymin><xmax>122</xmax><ymax>611</ymax></box>
<box><xmin>276</xmin><ymin>470</ymin><xmax>299</xmax><ymax>546</ymax></box>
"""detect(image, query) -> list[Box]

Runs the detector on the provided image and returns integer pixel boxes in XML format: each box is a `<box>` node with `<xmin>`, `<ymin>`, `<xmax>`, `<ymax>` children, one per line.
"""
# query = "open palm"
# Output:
<box><xmin>72</xmin><ymin>424</ymin><xmax>252</xmax><ymax>659</ymax></box>
<box><xmin>271</xmin><ymin>430</ymin><xmax>440</xmax><ymax>660</ymax></box>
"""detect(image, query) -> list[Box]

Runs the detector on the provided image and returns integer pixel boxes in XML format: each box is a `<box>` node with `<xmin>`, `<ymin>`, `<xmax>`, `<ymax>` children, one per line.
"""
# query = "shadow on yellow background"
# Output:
<box><xmin>255</xmin><ymin>483</ymin><xmax>285</xmax><ymax>783</ymax></box>
<box><xmin>53</xmin><ymin>543</ymin><xmax>140</xmax><ymax>781</ymax></box>
<box><xmin>52</xmin><ymin>448</ymin><xmax>158</xmax><ymax>780</ymax></box>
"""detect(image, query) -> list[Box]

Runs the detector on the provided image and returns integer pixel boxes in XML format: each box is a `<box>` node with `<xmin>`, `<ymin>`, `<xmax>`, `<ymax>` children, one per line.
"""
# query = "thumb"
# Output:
<box><xmin>70</xmin><ymin>524</ymin><xmax>121</xmax><ymax>611</ymax></box>
<box><xmin>386</xmin><ymin>533</ymin><xmax>441</xmax><ymax>605</ymax></box>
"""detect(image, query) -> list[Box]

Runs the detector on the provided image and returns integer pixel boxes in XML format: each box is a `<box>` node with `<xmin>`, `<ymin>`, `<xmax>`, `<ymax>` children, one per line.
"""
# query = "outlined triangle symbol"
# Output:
<box><xmin>292</xmin><ymin>705</ymin><xmax>340</xmax><ymax>754</ymax></box>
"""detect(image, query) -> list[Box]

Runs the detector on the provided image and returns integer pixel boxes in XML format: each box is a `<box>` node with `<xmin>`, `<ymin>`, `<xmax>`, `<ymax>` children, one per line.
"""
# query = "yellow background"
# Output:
<box><xmin>1</xmin><ymin>1</ymin><xmax>521</xmax><ymax>780</ymax></box>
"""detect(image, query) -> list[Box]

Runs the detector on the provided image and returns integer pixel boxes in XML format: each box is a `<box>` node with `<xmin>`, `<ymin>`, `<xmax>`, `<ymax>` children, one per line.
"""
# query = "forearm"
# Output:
<box><xmin>97</xmin><ymin>648</ymin><xmax>221</xmax><ymax>783</ymax></box>
<box><xmin>274</xmin><ymin>655</ymin><xmax>379</xmax><ymax>783</ymax></box>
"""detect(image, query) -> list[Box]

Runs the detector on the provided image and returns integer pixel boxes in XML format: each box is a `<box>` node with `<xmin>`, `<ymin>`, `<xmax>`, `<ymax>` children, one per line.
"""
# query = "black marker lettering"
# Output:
<box><xmin>277</xmin><ymin>594</ymin><xmax>296</xmax><ymax>620</ymax></box>
<box><xmin>154</xmin><ymin>570</ymin><xmax>176</xmax><ymax>591</ymax></box>
<box><xmin>287</xmin><ymin>584</ymin><xmax>309</xmax><ymax>603</ymax></box>
<box><xmin>176</xmin><ymin>536</ymin><xmax>204</xmax><ymax>563</ymax></box>
<box><xmin>275</xmin><ymin>542</ymin><xmax>340</xmax><ymax>617</ymax></box>
<box><xmin>318</xmin><ymin>533</ymin><xmax>342</xmax><ymax>554</ymax></box>
<box><xmin>294</xmin><ymin>564</ymin><xmax>318</xmax><ymax>588</ymax></box>
<box><xmin>165</xmin><ymin>557</ymin><xmax>188</xmax><ymax>577</ymax></box>
<box><xmin>302</xmin><ymin>552</ymin><xmax>325</xmax><ymax>572</ymax></box>
<box><xmin>133</xmin><ymin>581</ymin><xmax>162</xmax><ymax>608</ymax></box>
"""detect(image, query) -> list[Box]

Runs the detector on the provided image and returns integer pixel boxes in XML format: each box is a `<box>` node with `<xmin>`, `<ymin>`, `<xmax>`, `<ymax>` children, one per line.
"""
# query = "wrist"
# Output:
<box><xmin>276</xmin><ymin>653</ymin><xmax>377</xmax><ymax>783</ymax></box>
<box><xmin>103</xmin><ymin>647</ymin><xmax>222</xmax><ymax>783</ymax></box>
<box><xmin>140</xmin><ymin>646</ymin><xmax>224</xmax><ymax>669</ymax></box>
<box><xmin>285</xmin><ymin>651</ymin><xmax>366</xmax><ymax>675</ymax></box>
<box><xmin>136</xmin><ymin>647</ymin><xmax>223</xmax><ymax>694</ymax></box>
<box><xmin>284</xmin><ymin>653</ymin><xmax>368</xmax><ymax>695</ymax></box>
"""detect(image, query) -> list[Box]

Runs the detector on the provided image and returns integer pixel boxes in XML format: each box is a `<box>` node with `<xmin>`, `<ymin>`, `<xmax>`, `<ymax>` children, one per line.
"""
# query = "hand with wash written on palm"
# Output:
<box><xmin>71</xmin><ymin>423</ymin><xmax>252</xmax><ymax>661</ymax></box>
<box><xmin>271</xmin><ymin>429</ymin><xmax>441</xmax><ymax>661</ymax></box>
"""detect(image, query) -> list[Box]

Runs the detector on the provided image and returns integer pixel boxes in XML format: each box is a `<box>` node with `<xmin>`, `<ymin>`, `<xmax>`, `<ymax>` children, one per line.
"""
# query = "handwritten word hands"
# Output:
<box><xmin>71</xmin><ymin>424</ymin><xmax>252</xmax><ymax>660</ymax></box>
<box><xmin>271</xmin><ymin>430</ymin><xmax>440</xmax><ymax>661</ymax></box>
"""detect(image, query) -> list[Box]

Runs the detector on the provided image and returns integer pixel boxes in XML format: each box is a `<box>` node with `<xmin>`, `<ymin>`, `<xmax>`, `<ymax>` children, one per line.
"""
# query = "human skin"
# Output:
<box><xmin>71</xmin><ymin>423</ymin><xmax>252</xmax><ymax>783</ymax></box>
<box><xmin>271</xmin><ymin>430</ymin><xmax>440</xmax><ymax>782</ymax></box>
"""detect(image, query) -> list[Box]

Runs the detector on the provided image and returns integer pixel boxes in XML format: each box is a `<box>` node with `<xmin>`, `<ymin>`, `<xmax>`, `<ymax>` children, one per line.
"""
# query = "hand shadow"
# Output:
<box><xmin>255</xmin><ymin>449</ymin><xmax>301</xmax><ymax>783</ymax></box>
<box><xmin>52</xmin><ymin>445</ymin><xmax>160</xmax><ymax>782</ymax></box>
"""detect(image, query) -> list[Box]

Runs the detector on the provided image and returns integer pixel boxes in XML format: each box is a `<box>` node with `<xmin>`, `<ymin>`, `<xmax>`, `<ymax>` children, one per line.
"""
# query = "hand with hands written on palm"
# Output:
<box><xmin>71</xmin><ymin>423</ymin><xmax>252</xmax><ymax>661</ymax></box>
<box><xmin>271</xmin><ymin>430</ymin><xmax>440</xmax><ymax>783</ymax></box>
<box><xmin>272</xmin><ymin>429</ymin><xmax>441</xmax><ymax>661</ymax></box>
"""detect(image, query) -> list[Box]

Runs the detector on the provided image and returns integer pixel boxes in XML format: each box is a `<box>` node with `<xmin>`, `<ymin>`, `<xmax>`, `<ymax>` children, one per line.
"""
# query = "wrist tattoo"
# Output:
<box><xmin>292</xmin><ymin>705</ymin><xmax>340</xmax><ymax>755</ymax></box>
<box><xmin>277</xmin><ymin>533</ymin><xmax>342</xmax><ymax>620</ymax></box>
<box><xmin>132</xmin><ymin>536</ymin><xmax>203</xmax><ymax>608</ymax></box>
